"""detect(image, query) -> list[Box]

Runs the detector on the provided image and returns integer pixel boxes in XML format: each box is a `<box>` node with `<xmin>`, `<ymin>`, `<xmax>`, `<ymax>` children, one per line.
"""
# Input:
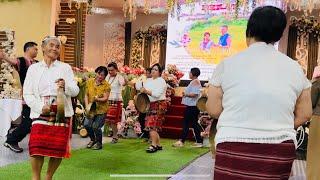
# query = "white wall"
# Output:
<box><xmin>83</xmin><ymin>13</ymin><xmax>125</xmax><ymax>68</ymax></box>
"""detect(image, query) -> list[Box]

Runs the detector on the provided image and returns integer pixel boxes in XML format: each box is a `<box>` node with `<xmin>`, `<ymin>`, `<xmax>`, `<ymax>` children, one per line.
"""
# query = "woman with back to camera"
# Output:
<box><xmin>206</xmin><ymin>6</ymin><xmax>312</xmax><ymax>179</ymax></box>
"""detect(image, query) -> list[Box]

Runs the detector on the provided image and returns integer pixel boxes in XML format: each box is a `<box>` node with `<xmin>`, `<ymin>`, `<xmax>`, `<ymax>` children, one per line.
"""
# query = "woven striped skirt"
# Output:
<box><xmin>214</xmin><ymin>140</ymin><xmax>295</xmax><ymax>180</ymax></box>
<box><xmin>105</xmin><ymin>100</ymin><xmax>122</xmax><ymax>124</ymax></box>
<box><xmin>145</xmin><ymin>100</ymin><xmax>167</xmax><ymax>132</ymax></box>
<box><xmin>29</xmin><ymin>118</ymin><xmax>72</xmax><ymax>158</ymax></box>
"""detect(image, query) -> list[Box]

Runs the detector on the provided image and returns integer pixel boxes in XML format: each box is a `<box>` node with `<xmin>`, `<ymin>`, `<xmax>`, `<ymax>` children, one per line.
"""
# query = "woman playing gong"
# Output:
<box><xmin>135</xmin><ymin>63</ymin><xmax>167</xmax><ymax>153</ymax></box>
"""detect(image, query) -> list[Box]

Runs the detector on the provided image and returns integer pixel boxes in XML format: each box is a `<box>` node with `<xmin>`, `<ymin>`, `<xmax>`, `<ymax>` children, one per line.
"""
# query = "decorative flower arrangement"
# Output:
<box><xmin>167</xmin><ymin>64</ymin><xmax>184</xmax><ymax>80</ymax></box>
<box><xmin>123</xmin><ymin>0</ymin><xmax>137</xmax><ymax>21</ymax></box>
<box><xmin>162</xmin><ymin>71</ymin><xmax>179</xmax><ymax>88</ymax></box>
<box><xmin>73</xmin><ymin>66</ymin><xmax>95</xmax><ymax>82</ymax></box>
<box><xmin>117</xmin><ymin>100</ymin><xmax>142</xmax><ymax>136</ymax></box>
<box><xmin>0</xmin><ymin>62</ymin><xmax>21</xmax><ymax>99</ymax></box>
<box><xmin>130</xmin><ymin>39</ymin><xmax>144</xmax><ymax>68</ymax></box>
<box><xmin>119</xmin><ymin>65</ymin><xmax>145</xmax><ymax>108</ymax></box>
<box><xmin>103</xmin><ymin>23</ymin><xmax>125</xmax><ymax>67</ymax></box>
<box><xmin>1</xmin><ymin>30</ymin><xmax>15</xmax><ymax>58</ymax></box>
<box><xmin>58</xmin><ymin>35</ymin><xmax>68</xmax><ymax>44</ymax></box>
<box><xmin>291</xmin><ymin>16</ymin><xmax>320</xmax><ymax>38</ymax></box>
<box><xmin>146</xmin><ymin>24</ymin><xmax>167</xmax><ymax>43</ymax></box>
<box><xmin>72</xmin><ymin>66</ymin><xmax>95</xmax><ymax>104</ymax></box>
<box><xmin>122</xmin><ymin>0</ymin><xmax>262</xmax><ymax>21</ymax></box>
<box><xmin>162</xmin><ymin>64</ymin><xmax>184</xmax><ymax>88</ymax></box>
<box><xmin>66</xmin><ymin>18</ymin><xmax>76</xmax><ymax>24</ymax></box>
<box><xmin>0</xmin><ymin>29</ymin><xmax>21</xmax><ymax>99</ymax></box>
<box><xmin>119</xmin><ymin>65</ymin><xmax>145</xmax><ymax>81</ymax></box>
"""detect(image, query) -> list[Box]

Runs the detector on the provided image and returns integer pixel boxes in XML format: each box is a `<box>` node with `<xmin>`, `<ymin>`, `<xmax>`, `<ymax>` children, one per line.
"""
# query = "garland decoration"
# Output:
<box><xmin>291</xmin><ymin>16</ymin><xmax>320</xmax><ymax>38</ymax></box>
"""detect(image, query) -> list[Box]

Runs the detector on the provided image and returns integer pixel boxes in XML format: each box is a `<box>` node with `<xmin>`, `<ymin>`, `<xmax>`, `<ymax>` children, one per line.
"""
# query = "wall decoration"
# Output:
<box><xmin>296</xmin><ymin>37</ymin><xmax>309</xmax><ymax>75</ymax></box>
<box><xmin>130</xmin><ymin>24</ymin><xmax>167</xmax><ymax>68</ymax></box>
<box><xmin>103</xmin><ymin>23</ymin><xmax>125</xmax><ymax>67</ymax></box>
<box><xmin>150</xmin><ymin>37</ymin><xmax>160</xmax><ymax>65</ymax></box>
<box><xmin>121</xmin><ymin>0</ymin><xmax>319</xmax><ymax>21</ymax></box>
<box><xmin>291</xmin><ymin>16</ymin><xmax>320</xmax><ymax>39</ymax></box>
<box><xmin>290</xmin><ymin>15</ymin><xmax>320</xmax><ymax>78</ymax></box>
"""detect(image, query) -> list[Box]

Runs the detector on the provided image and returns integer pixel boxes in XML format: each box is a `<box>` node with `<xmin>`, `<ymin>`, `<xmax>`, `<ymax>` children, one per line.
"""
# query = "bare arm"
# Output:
<box><xmin>311</xmin><ymin>83</ymin><xmax>319</xmax><ymax>108</ymax></box>
<box><xmin>118</xmin><ymin>74</ymin><xmax>127</xmax><ymax>86</ymax></box>
<box><xmin>0</xmin><ymin>49</ymin><xmax>17</xmax><ymax>65</ymax></box>
<box><xmin>84</xmin><ymin>93</ymin><xmax>89</xmax><ymax>108</ymax></box>
<box><xmin>206</xmin><ymin>85</ymin><xmax>223</xmax><ymax>119</ymax></box>
<box><xmin>294</xmin><ymin>88</ymin><xmax>312</xmax><ymax>129</ymax></box>
<box><xmin>184</xmin><ymin>80</ymin><xmax>201</xmax><ymax>98</ymax></box>
<box><xmin>227</xmin><ymin>37</ymin><xmax>231</xmax><ymax>47</ymax></box>
<box><xmin>184</xmin><ymin>93</ymin><xmax>198</xmax><ymax>98</ymax></box>
<box><xmin>95</xmin><ymin>92</ymin><xmax>110</xmax><ymax>103</ymax></box>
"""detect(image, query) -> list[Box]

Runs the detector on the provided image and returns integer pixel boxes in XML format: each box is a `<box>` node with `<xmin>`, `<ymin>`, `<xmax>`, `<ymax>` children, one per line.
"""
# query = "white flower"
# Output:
<box><xmin>66</xmin><ymin>18</ymin><xmax>76</xmax><ymax>24</ymax></box>
<box><xmin>58</xmin><ymin>35</ymin><xmax>68</xmax><ymax>44</ymax></box>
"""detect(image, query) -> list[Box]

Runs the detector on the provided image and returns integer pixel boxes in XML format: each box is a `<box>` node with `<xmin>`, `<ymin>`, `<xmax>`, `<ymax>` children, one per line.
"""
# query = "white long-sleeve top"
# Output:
<box><xmin>105</xmin><ymin>73</ymin><xmax>125</xmax><ymax>101</ymax></box>
<box><xmin>23</xmin><ymin>60</ymin><xmax>79</xmax><ymax>118</ymax></box>
<box><xmin>135</xmin><ymin>77</ymin><xmax>167</xmax><ymax>102</ymax></box>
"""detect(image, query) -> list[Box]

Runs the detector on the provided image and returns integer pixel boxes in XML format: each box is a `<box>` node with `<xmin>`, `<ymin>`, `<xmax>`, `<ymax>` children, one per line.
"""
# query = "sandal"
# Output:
<box><xmin>87</xmin><ymin>141</ymin><xmax>96</xmax><ymax>148</ymax></box>
<box><xmin>110</xmin><ymin>138</ymin><xmax>118</xmax><ymax>144</ymax></box>
<box><xmin>146</xmin><ymin>145</ymin><xmax>158</xmax><ymax>153</ymax></box>
<box><xmin>156</xmin><ymin>145</ymin><xmax>163</xmax><ymax>150</ymax></box>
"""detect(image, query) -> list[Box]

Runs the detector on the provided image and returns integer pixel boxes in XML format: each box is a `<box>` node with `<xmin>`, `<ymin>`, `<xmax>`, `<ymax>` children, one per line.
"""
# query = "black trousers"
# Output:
<box><xmin>138</xmin><ymin>112</ymin><xmax>149</xmax><ymax>138</ymax></box>
<box><xmin>180</xmin><ymin>106</ymin><xmax>203</xmax><ymax>143</ymax></box>
<box><xmin>6</xmin><ymin>105</ymin><xmax>32</xmax><ymax>144</ymax></box>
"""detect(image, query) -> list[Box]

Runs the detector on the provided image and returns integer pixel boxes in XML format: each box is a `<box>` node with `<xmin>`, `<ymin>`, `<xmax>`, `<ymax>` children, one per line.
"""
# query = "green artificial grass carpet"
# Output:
<box><xmin>0</xmin><ymin>139</ymin><xmax>209</xmax><ymax>180</ymax></box>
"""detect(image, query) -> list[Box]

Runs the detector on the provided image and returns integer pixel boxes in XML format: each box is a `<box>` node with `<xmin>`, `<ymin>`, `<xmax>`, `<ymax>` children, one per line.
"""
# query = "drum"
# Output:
<box><xmin>79</xmin><ymin>128</ymin><xmax>88</xmax><ymax>137</ymax></box>
<box><xmin>196</xmin><ymin>96</ymin><xmax>208</xmax><ymax>112</ymax></box>
<box><xmin>86</xmin><ymin>102</ymin><xmax>97</xmax><ymax>119</ymax></box>
<box><xmin>75</xmin><ymin>100</ymin><xmax>86</xmax><ymax>133</ymax></box>
<box><xmin>134</xmin><ymin>93</ymin><xmax>150</xmax><ymax>113</ymax></box>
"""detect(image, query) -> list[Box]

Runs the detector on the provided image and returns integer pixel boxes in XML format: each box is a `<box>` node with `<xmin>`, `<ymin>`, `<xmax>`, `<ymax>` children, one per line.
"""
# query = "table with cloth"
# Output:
<box><xmin>0</xmin><ymin>99</ymin><xmax>22</xmax><ymax>137</ymax></box>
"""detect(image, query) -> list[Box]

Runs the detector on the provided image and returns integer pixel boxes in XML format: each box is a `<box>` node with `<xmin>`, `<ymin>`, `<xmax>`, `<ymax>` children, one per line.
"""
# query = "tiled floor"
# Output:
<box><xmin>170</xmin><ymin>153</ymin><xmax>214</xmax><ymax>180</ymax></box>
<box><xmin>0</xmin><ymin>134</ymin><xmax>111</xmax><ymax>167</ymax></box>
